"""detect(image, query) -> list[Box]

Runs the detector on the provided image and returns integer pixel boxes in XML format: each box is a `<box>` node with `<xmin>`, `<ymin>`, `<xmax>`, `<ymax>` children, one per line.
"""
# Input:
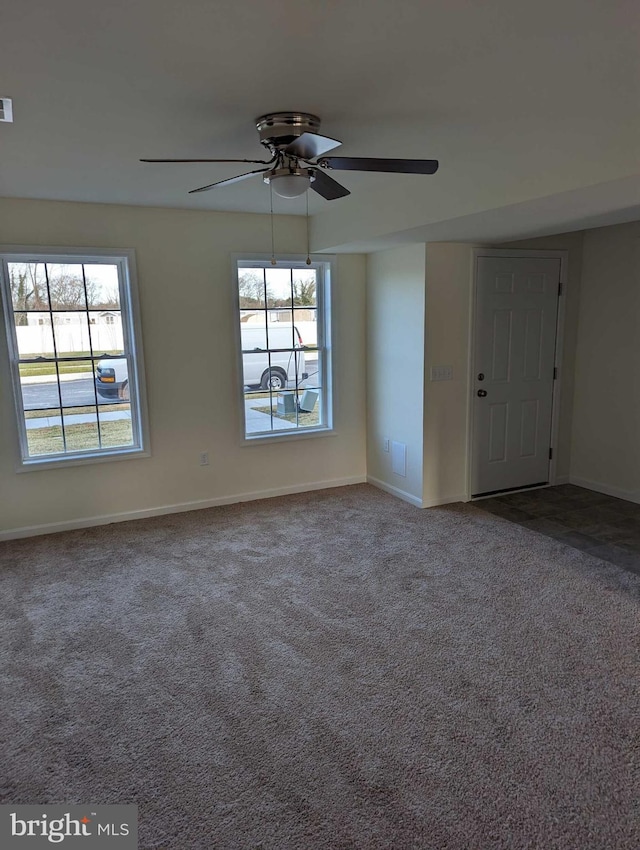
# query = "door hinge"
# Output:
<box><xmin>558</xmin><ymin>281</ymin><xmax>563</xmax><ymax>296</ymax></box>
<box><xmin>553</xmin><ymin>367</ymin><xmax>558</xmax><ymax>380</ymax></box>
<box><xmin>548</xmin><ymin>447</ymin><xmax>553</xmax><ymax>460</ymax></box>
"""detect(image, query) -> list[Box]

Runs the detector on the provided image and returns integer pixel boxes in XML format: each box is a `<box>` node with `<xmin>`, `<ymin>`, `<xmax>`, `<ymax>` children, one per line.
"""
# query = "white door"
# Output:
<box><xmin>471</xmin><ymin>256</ymin><xmax>561</xmax><ymax>496</ymax></box>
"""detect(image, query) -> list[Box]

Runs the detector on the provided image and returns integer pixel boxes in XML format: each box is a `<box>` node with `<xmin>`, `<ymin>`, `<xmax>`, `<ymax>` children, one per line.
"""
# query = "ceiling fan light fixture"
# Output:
<box><xmin>272</xmin><ymin>174</ymin><xmax>310</xmax><ymax>198</ymax></box>
<box><xmin>264</xmin><ymin>167</ymin><xmax>316</xmax><ymax>199</ymax></box>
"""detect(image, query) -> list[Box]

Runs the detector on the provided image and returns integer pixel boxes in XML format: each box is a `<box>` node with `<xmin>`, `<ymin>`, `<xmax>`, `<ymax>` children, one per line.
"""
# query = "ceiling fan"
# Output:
<box><xmin>141</xmin><ymin>112</ymin><xmax>439</xmax><ymax>200</ymax></box>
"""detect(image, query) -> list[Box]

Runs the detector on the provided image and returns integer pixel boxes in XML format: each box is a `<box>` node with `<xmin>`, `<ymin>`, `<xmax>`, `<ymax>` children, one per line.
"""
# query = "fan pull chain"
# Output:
<box><xmin>270</xmin><ymin>182</ymin><xmax>276</xmax><ymax>265</ymax></box>
<box><xmin>305</xmin><ymin>190</ymin><xmax>311</xmax><ymax>265</ymax></box>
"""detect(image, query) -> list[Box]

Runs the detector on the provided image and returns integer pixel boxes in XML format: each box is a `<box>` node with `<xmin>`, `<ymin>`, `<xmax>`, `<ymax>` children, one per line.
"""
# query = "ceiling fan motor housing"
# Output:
<box><xmin>256</xmin><ymin>112</ymin><xmax>321</xmax><ymax>150</ymax></box>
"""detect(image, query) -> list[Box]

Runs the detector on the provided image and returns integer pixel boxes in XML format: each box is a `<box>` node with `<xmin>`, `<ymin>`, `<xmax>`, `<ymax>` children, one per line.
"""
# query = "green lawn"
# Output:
<box><xmin>19</xmin><ymin>351</ymin><xmax>122</xmax><ymax>378</ymax></box>
<box><xmin>27</xmin><ymin>418</ymin><xmax>133</xmax><ymax>455</ymax></box>
<box><xmin>24</xmin><ymin>403</ymin><xmax>123</xmax><ymax>420</ymax></box>
<box><xmin>253</xmin><ymin>404</ymin><xmax>319</xmax><ymax>427</ymax></box>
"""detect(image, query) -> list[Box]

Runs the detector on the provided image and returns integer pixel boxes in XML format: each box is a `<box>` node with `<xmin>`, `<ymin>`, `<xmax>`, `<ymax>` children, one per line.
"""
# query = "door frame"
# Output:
<box><xmin>465</xmin><ymin>247</ymin><xmax>569</xmax><ymax>501</ymax></box>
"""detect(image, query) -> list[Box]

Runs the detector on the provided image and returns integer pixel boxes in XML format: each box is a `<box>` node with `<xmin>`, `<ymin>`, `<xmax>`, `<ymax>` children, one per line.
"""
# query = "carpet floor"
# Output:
<box><xmin>1</xmin><ymin>484</ymin><xmax>639</xmax><ymax>849</ymax></box>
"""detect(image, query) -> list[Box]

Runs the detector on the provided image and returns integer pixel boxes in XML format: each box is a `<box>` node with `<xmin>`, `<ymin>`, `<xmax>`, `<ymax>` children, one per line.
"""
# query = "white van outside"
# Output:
<box><xmin>94</xmin><ymin>323</ymin><xmax>307</xmax><ymax>399</ymax></box>
<box><xmin>95</xmin><ymin>356</ymin><xmax>129</xmax><ymax>400</ymax></box>
<box><xmin>240</xmin><ymin>323</ymin><xmax>307</xmax><ymax>390</ymax></box>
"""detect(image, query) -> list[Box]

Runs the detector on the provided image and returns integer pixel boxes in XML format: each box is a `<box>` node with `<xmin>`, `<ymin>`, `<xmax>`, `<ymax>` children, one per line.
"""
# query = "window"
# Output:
<box><xmin>0</xmin><ymin>247</ymin><xmax>149</xmax><ymax>468</ymax></box>
<box><xmin>235</xmin><ymin>256</ymin><xmax>333</xmax><ymax>440</ymax></box>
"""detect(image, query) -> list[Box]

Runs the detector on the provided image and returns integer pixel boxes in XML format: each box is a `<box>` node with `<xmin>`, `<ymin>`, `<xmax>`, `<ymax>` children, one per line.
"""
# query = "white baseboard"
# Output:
<box><xmin>553</xmin><ymin>474</ymin><xmax>570</xmax><ymax>485</ymax></box>
<box><xmin>569</xmin><ymin>475</ymin><xmax>640</xmax><ymax>504</ymax></box>
<box><xmin>366</xmin><ymin>477</ymin><xmax>465</xmax><ymax>509</ymax></box>
<box><xmin>422</xmin><ymin>493</ymin><xmax>468</xmax><ymax>508</ymax></box>
<box><xmin>367</xmin><ymin>476</ymin><xmax>424</xmax><ymax>508</ymax></box>
<box><xmin>0</xmin><ymin>475</ymin><xmax>368</xmax><ymax>542</ymax></box>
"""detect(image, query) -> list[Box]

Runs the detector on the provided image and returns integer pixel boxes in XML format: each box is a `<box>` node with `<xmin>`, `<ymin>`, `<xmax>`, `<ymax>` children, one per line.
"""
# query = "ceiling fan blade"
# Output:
<box><xmin>189</xmin><ymin>168</ymin><xmax>270</xmax><ymax>194</ymax></box>
<box><xmin>284</xmin><ymin>132</ymin><xmax>342</xmax><ymax>160</ymax></box>
<box><xmin>317</xmin><ymin>157</ymin><xmax>439</xmax><ymax>175</ymax></box>
<box><xmin>310</xmin><ymin>169</ymin><xmax>351</xmax><ymax>200</ymax></box>
<box><xmin>141</xmin><ymin>157</ymin><xmax>273</xmax><ymax>164</ymax></box>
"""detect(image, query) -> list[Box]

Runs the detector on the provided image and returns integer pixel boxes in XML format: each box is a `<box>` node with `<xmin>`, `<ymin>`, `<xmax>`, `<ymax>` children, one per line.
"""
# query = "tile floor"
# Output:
<box><xmin>475</xmin><ymin>484</ymin><xmax>640</xmax><ymax>576</ymax></box>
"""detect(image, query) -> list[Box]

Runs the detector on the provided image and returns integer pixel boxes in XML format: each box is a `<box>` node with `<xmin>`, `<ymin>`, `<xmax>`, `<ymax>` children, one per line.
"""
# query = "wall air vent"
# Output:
<box><xmin>0</xmin><ymin>98</ymin><xmax>14</xmax><ymax>122</ymax></box>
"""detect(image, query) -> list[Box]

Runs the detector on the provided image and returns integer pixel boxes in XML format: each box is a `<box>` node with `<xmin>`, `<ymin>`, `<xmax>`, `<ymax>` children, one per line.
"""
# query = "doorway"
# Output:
<box><xmin>470</xmin><ymin>250</ymin><xmax>565</xmax><ymax>497</ymax></box>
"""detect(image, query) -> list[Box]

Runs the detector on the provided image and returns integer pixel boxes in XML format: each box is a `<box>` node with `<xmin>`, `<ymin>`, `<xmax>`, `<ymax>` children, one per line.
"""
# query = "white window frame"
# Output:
<box><xmin>233</xmin><ymin>253</ymin><xmax>335</xmax><ymax>444</ymax></box>
<box><xmin>0</xmin><ymin>245</ymin><xmax>150</xmax><ymax>470</ymax></box>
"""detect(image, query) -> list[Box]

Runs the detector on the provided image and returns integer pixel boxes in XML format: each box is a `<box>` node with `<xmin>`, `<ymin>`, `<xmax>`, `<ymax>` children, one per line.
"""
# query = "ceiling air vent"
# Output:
<box><xmin>0</xmin><ymin>98</ymin><xmax>14</xmax><ymax>122</ymax></box>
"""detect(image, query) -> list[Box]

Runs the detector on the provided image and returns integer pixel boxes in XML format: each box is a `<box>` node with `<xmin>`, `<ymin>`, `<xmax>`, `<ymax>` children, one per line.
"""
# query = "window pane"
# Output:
<box><xmin>293</xmin><ymin>308</ymin><xmax>317</xmax><ymax>347</ymax></box>
<box><xmin>20</xmin><ymin>363</ymin><xmax>61</xmax><ymax>411</ymax></box>
<box><xmin>59</xmin><ymin>360</ymin><xmax>96</xmax><ymax>407</ymax></box>
<box><xmin>25</xmin><ymin>409</ymin><xmax>64</xmax><ymax>456</ymax></box>
<box><xmin>15</xmin><ymin>313</ymin><xmax>55</xmax><ymax>359</ymax></box>
<box><xmin>85</xmin><ymin>264</ymin><xmax>121</xmax><ymax>309</ymax></box>
<box><xmin>62</xmin><ymin>407</ymin><xmax>99</xmax><ymax>452</ymax></box>
<box><xmin>99</xmin><ymin>403</ymin><xmax>133</xmax><ymax>448</ymax></box>
<box><xmin>266</xmin><ymin>268</ymin><xmax>292</xmax><ymax>309</ymax></box>
<box><xmin>295</xmin><ymin>386</ymin><xmax>321</xmax><ymax>427</ymax></box>
<box><xmin>52</xmin><ymin>312</ymin><xmax>91</xmax><ymax>358</ymax></box>
<box><xmin>242</xmin><ymin>352</ymin><xmax>276</xmax><ymax>390</ymax></box>
<box><xmin>89</xmin><ymin>311</ymin><xmax>124</xmax><ymax>355</ymax></box>
<box><xmin>95</xmin><ymin>355</ymin><xmax>129</xmax><ymax>403</ymax></box>
<box><xmin>240</xmin><ymin>312</ymin><xmax>267</xmax><ymax>350</ymax></box>
<box><xmin>289</xmin><ymin>348</ymin><xmax>307</xmax><ymax>387</ymax></box>
<box><xmin>8</xmin><ymin>262</ymin><xmax>49</xmax><ymax>311</ymax></box>
<box><xmin>292</xmin><ymin>269</ymin><xmax>317</xmax><ymax>306</ymax></box>
<box><xmin>266</xmin><ymin>314</ymin><xmax>295</xmax><ymax>349</ymax></box>
<box><xmin>47</xmin><ymin>264</ymin><xmax>87</xmax><ymax>310</ymax></box>
<box><xmin>301</xmin><ymin>349</ymin><xmax>322</xmax><ymax>390</ymax></box>
<box><xmin>238</xmin><ymin>268</ymin><xmax>265</xmax><ymax>309</ymax></box>
<box><xmin>244</xmin><ymin>390</ymin><xmax>275</xmax><ymax>435</ymax></box>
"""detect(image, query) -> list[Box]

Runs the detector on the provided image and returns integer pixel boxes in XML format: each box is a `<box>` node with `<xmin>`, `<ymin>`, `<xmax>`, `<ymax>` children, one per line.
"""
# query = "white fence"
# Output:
<box><xmin>16</xmin><ymin>319</ymin><xmax>317</xmax><ymax>358</ymax></box>
<box><xmin>16</xmin><ymin>323</ymin><xmax>124</xmax><ymax>356</ymax></box>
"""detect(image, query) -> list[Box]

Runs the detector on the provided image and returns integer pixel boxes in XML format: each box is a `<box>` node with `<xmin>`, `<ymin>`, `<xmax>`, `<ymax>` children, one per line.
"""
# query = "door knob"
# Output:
<box><xmin>477</xmin><ymin>389</ymin><xmax>487</xmax><ymax>397</ymax></box>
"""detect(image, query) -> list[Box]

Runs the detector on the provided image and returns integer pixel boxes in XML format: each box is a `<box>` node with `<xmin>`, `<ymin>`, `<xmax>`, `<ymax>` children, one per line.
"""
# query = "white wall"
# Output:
<box><xmin>423</xmin><ymin>244</ymin><xmax>474</xmax><ymax>505</ymax></box>
<box><xmin>570</xmin><ymin>221</ymin><xmax>640</xmax><ymax>501</ymax></box>
<box><xmin>367</xmin><ymin>237</ymin><xmax>584</xmax><ymax>509</ymax></box>
<box><xmin>366</xmin><ymin>245</ymin><xmax>426</xmax><ymax>505</ymax></box>
<box><xmin>0</xmin><ymin>198</ymin><xmax>367</xmax><ymax>537</ymax></box>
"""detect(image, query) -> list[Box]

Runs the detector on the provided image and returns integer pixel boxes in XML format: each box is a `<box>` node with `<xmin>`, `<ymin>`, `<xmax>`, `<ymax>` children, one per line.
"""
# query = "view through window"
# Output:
<box><xmin>0</xmin><ymin>250</ymin><xmax>147</xmax><ymax>465</ymax></box>
<box><xmin>236</xmin><ymin>258</ymin><xmax>332</xmax><ymax>439</ymax></box>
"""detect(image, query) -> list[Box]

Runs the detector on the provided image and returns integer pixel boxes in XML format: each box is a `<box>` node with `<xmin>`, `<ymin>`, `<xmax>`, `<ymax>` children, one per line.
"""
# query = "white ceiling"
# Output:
<box><xmin>1</xmin><ymin>0</ymin><xmax>638</xmax><ymax>251</ymax></box>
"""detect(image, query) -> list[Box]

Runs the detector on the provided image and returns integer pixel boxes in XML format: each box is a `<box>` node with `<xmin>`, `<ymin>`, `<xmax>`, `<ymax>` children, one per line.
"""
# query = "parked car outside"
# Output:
<box><xmin>241</xmin><ymin>323</ymin><xmax>308</xmax><ymax>390</ymax></box>
<box><xmin>95</xmin><ymin>357</ymin><xmax>129</xmax><ymax>400</ymax></box>
<box><xmin>94</xmin><ymin>322</ymin><xmax>308</xmax><ymax>400</ymax></box>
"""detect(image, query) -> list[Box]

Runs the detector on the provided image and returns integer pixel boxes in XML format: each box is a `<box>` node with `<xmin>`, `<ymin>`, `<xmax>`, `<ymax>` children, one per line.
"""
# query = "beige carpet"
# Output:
<box><xmin>1</xmin><ymin>484</ymin><xmax>638</xmax><ymax>849</ymax></box>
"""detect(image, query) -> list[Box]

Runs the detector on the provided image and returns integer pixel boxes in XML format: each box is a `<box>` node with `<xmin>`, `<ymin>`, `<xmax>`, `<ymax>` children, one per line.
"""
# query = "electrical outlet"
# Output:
<box><xmin>199</xmin><ymin>452</ymin><xmax>209</xmax><ymax>466</ymax></box>
<box><xmin>383</xmin><ymin>438</ymin><xmax>390</xmax><ymax>452</ymax></box>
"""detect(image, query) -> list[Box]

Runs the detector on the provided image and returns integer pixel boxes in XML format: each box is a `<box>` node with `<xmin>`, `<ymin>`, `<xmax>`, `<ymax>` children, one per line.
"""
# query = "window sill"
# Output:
<box><xmin>242</xmin><ymin>426</ymin><xmax>336</xmax><ymax>446</ymax></box>
<box><xmin>15</xmin><ymin>446</ymin><xmax>150</xmax><ymax>473</ymax></box>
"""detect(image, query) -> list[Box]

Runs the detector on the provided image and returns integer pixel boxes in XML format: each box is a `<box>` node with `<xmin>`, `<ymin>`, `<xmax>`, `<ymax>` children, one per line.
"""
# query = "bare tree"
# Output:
<box><xmin>238</xmin><ymin>270</ymin><xmax>266</xmax><ymax>309</ymax></box>
<box><xmin>9</xmin><ymin>264</ymin><xmax>48</xmax><ymax>322</ymax></box>
<box><xmin>49</xmin><ymin>274</ymin><xmax>87</xmax><ymax>310</ymax></box>
<box><xmin>292</xmin><ymin>276</ymin><xmax>316</xmax><ymax>306</ymax></box>
<box><xmin>86</xmin><ymin>277</ymin><xmax>119</xmax><ymax>309</ymax></box>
